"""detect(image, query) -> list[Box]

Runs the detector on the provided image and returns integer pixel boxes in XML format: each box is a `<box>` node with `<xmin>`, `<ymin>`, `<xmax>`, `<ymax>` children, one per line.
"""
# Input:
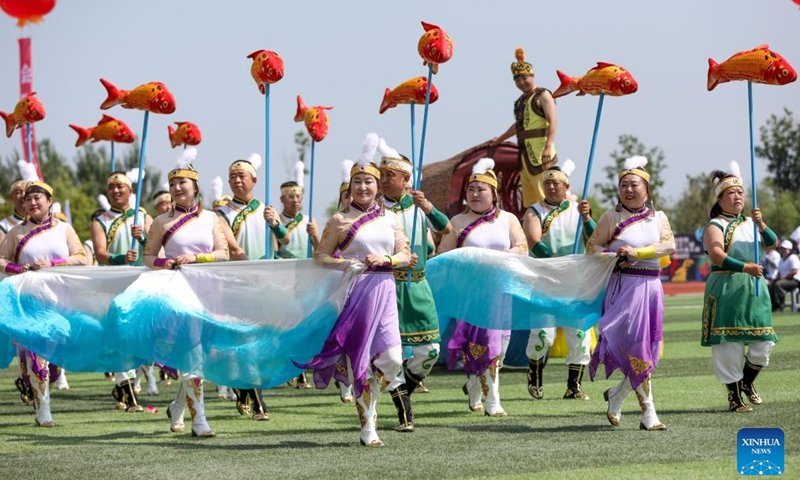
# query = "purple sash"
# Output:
<box><xmin>13</xmin><ymin>217</ymin><xmax>55</xmax><ymax>264</ymax></box>
<box><xmin>456</xmin><ymin>207</ymin><xmax>498</xmax><ymax>248</ymax></box>
<box><xmin>337</xmin><ymin>205</ymin><xmax>382</xmax><ymax>252</ymax></box>
<box><xmin>162</xmin><ymin>209</ymin><xmax>200</xmax><ymax>247</ymax></box>
<box><xmin>608</xmin><ymin>207</ymin><xmax>651</xmax><ymax>246</ymax></box>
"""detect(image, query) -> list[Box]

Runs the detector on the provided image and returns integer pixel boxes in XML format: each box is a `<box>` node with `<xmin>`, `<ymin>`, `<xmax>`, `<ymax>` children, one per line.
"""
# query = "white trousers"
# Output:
<box><xmin>711</xmin><ymin>341</ymin><xmax>775</xmax><ymax>384</ymax></box>
<box><xmin>405</xmin><ymin>343</ymin><xmax>440</xmax><ymax>379</ymax></box>
<box><xmin>526</xmin><ymin>327</ymin><xmax>591</xmax><ymax>365</ymax></box>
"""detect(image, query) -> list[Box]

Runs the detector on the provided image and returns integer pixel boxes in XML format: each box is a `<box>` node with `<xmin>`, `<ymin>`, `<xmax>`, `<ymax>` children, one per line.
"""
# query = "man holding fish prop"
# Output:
<box><xmin>376</xmin><ymin>136</ymin><xmax>451</xmax><ymax>433</ymax></box>
<box><xmin>490</xmin><ymin>49</ymin><xmax>558</xmax><ymax>208</ymax></box>
<box><xmin>90</xmin><ymin>169</ymin><xmax>154</xmax><ymax>411</ymax></box>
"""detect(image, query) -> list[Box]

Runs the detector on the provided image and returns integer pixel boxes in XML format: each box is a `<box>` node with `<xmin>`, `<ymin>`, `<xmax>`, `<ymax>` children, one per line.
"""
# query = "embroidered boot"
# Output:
<box><xmin>726</xmin><ymin>382</ymin><xmax>753</xmax><ymax>413</ymax></box>
<box><xmin>186</xmin><ymin>378</ymin><xmax>215</xmax><ymax>437</ymax></box>
<box><xmin>356</xmin><ymin>380</ymin><xmax>383</xmax><ymax>447</ymax></box>
<box><xmin>390</xmin><ymin>386</ymin><xmax>414</xmax><ymax>432</ymax></box>
<box><xmin>603</xmin><ymin>376</ymin><xmax>632</xmax><ymax>426</ymax></box>
<box><xmin>481</xmin><ymin>360</ymin><xmax>507</xmax><ymax>417</ymax></box>
<box><xmin>527</xmin><ymin>357</ymin><xmax>546</xmax><ymax>399</ymax></box>
<box><xmin>462</xmin><ymin>375</ymin><xmax>483</xmax><ymax>412</ymax></box>
<box><xmin>635</xmin><ymin>377</ymin><xmax>667</xmax><ymax>431</ymax></box>
<box><xmin>118</xmin><ymin>379</ymin><xmax>144</xmax><ymax>412</ymax></box>
<box><xmin>740</xmin><ymin>359</ymin><xmax>763</xmax><ymax>405</ymax></box>
<box><xmin>250</xmin><ymin>389</ymin><xmax>270</xmax><ymax>421</ymax></box>
<box><xmin>564</xmin><ymin>364</ymin><xmax>590</xmax><ymax>400</ymax></box>
<box><xmin>167</xmin><ymin>379</ymin><xmax>187</xmax><ymax>433</ymax></box>
<box><xmin>145</xmin><ymin>365</ymin><xmax>159</xmax><ymax>396</ymax></box>
<box><xmin>26</xmin><ymin>357</ymin><xmax>54</xmax><ymax>427</ymax></box>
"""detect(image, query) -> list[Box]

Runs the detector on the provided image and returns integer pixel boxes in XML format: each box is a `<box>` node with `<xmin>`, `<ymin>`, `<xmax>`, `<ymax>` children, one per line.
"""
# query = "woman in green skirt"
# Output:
<box><xmin>702</xmin><ymin>162</ymin><xmax>779</xmax><ymax>413</ymax></box>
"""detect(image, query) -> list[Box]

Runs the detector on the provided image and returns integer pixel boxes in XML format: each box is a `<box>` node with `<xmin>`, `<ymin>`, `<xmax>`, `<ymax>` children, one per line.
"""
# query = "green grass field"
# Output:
<box><xmin>1</xmin><ymin>294</ymin><xmax>797</xmax><ymax>480</ymax></box>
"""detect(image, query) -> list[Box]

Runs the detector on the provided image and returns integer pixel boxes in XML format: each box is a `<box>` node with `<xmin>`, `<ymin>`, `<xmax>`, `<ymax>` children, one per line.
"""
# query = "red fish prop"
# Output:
<box><xmin>553</xmin><ymin>63</ymin><xmax>638</xmax><ymax>99</ymax></box>
<box><xmin>417</xmin><ymin>21</ymin><xmax>453</xmax><ymax>74</ymax></box>
<box><xmin>247</xmin><ymin>50</ymin><xmax>285</xmax><ymax>94</ymax></box>
<box><xmin>99</xmin><ymin>78</ymin><xmax>176</xmax><ymax>114</ymax></box>
<box><xmin>707</xmin><ymin>45</ymin><xmax>797</xmax><ymax>91</ymax></box>
<box><xmin>379</xmin><ymin>77</ymin><xmax>439</xmax><ymax>114</ymax></box>
<box><xmin>69</xmin><ymin>115</ymin><xmax>134</xmax><ymax>147</ymax></box>
<box><xmin>0</xmin><ymin>92</ymin><xmax>45</xmax><ymax>138</ymax></box>
<box><xmin>294</xmin><ymin>95</ymin><xmax>332</xmax><ymax>142</ymax></box>
<box><xmin>0</xmin><ymin>0</ymin><xmax>56</xmax><ymax>28</ymax></box>
<box><xmin>168</xmin><ymin>121</ymin><xmax>202</xmax><ymax>148</ymax></box>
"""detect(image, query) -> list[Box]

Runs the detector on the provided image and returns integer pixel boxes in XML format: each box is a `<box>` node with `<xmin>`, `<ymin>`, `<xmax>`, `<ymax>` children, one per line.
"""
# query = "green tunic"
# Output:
<box><xmin>701</xmin><ymin>214</ymin><xmax>778</xmax><ymax>346</ymax></box>
<box><xmin>383</xmin><ymin>194</ymin><xmax>441</xmax><ymax>346</ymax></box>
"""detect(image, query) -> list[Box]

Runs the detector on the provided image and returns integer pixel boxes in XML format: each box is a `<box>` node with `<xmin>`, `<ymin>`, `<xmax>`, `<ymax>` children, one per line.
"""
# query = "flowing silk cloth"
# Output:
<box><xmin>0</xmin><ymin>260</ymin><xmax>361</xmax><ymax>388</ymax></box>
<box><xmin>426</xmin><ymin>248</ymin><xmax>617</xmax><ymax>331</ymax></box>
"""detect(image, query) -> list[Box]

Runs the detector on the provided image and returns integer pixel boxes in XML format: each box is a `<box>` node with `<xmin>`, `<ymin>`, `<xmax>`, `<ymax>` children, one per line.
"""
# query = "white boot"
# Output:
<box><xmin>134</xmin><ymin>366</ymin><xmax>145</xmax><ymax>394</ymax></box>
<box><xmin>339</xmin><ymin>382</ymin><xmax>353</xmax><ymax>404</ymax></box>
<box><xmin>635</xmin><ymin>377</ymin><xmax>667</xmax><ymax>431</ymax></box>
<box><xmin>167</xmin><ymin>379</ymin><xmax>187</xmax><ymax>433</ymax></box>
<box><xmin>355</xmin><ymin>379</ymin><xmax>383</xmax><ymax>447</ymax></box>
<box><xmin>217</xmin><ymin>385</ymin><xmax>228</xmax><ymax>400</ymax></box>
<box><xmin>145</xmin><ymin>365</ymin><xmax>159</xmax><ymax>396</ymax></box>
<box><xmin>27</xmin><ymin>356</ymin><xmax>54</xmax><ymax>427</ymax></box>
<box><xmin>186</xmin><ymin>379</ymin><xmax>215</xmax><ymax>437</ymax></box>
<box><xmin>55</xmin><ymin>369</ymin><xmax>69</xmax><ymax>391</ymax></box>
<box><xmin>603</xmin><ymin>375</ymin><xmax>633</xmax><ymax>427</ymax></box>
<box><xmin>481</xmin><ymin>362</ymin><xmax>507</xmax><ymax>417</ymax></box>
<box><xmin>462</xmin><ymin>375</ymin><xmax>483</xmax><ymax>412</ymax></box>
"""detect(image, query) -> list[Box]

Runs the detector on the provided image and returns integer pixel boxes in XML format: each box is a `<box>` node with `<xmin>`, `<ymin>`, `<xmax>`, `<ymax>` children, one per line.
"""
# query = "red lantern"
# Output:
<box><xmin>0</xmin><ymin>0</ymin><xmax>56</xmax><ymax>27</ymax></box>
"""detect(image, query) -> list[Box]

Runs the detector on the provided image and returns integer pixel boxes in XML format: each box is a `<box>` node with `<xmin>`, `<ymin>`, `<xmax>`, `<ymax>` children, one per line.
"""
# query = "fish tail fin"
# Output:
<box><xmin>258</xmin><ymin>84</ymin><xmax>266</xmax><ymax>95</ymax></box>
<box><xmin>0</xmin><ymin>111</ymin><xmax>13</xmax><ymax>138</ymax></box>
<box><xmin>707</xmin><ymin>58</ymin><xmax>721</xmax><ymax>91</ymax></box>
<box><xmin>379</xmin><ymin>88</ymin><xmax>394</xmax><ymax>114</ymax></box>
<box><xmin>99</xmin><ymin>78</ymin><xmax>121</xmax><ymax>110</ymax></box>
<box><xmin>168</xmin><ymin>125</ymin><xmax>178</xmax><ymax>148</ymax></box>
<box><xmin>294</xmin><ymin>95</ymin><xmax>307</xmax><ymax>122</ymax></box>
<box><xmin>552</xmin><ymin>70</ymin><xmax>578</xmax><ymax>98</ymax></box>
<box><xmin>69</xmin><ymin>124</ymin><xmax>92</xmax><ymax>147</ymax></box>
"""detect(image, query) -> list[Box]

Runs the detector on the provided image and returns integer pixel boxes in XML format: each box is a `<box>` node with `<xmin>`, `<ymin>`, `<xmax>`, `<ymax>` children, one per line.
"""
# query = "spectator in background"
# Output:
<box><xmin>770</xmin><ymin>240</ymin><xmax>800</xmax><ymax>312</ymax></box>
<box><xmin>763</xmin><ymin>245</ymin><xmax>781</xmax><ymax>285</ymax></box>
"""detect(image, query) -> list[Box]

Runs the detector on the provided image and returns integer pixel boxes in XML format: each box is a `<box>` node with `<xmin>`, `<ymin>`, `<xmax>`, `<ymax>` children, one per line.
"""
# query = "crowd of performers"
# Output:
<box><xmin>0</xmin><ymin>51</ymin><xmax>780</xmax><ymax>446</ymax></box>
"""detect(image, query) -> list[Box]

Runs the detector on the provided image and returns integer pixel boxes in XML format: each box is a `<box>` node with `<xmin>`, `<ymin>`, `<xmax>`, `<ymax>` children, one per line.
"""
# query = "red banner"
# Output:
<box><xmin>18</xmin><ymin>37</ymin><xmax>42</xmax><ymax>179</ymax></box>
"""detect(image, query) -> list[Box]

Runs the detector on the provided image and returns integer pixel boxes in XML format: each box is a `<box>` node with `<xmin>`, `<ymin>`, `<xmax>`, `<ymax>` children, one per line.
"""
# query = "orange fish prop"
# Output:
<box><xmin>707</xmin><ymin>44</ymin><xmax>797</xmax><ymax>91</ymax></box>
<box><xmin>168</xmin><ymin>122</ymin><xmax>202</xmax><ymax>148</ymax></box>
<box><xmin>553</xmin><ymin>62</ymin><xmax>638</xmax><ymax>99</ymax></box>
<box><xmin>247</xmin><ymin>50</ymin><xmax>285</xmax><ymax>94</ymax></box>
<box><xmin>417</xmin><ymin>21</ymin><xmax>453</xmax><ymax>74</ymax></box>
<box><xmin>0</xmin><ymin>93</ymin><xmax>45</xmax><ymax>138</ymax></box>
<box><xmin>99</xmin><ymin>78</ymin><xmax>176</xmax><ymax>114</ymax></box>
<box><xmin>69</xmin><ymin>115</ymin><xmax>134</xmax><ymax>147</ymax></box>
<box><xmin>379</xmin><ymin>77</ymin><xmax>439</xmax><ymax>114</ymax></box>
<box><xmin>294</xmin><ymin>95</ymin><xmax>332</xmax><ymax>142</ymax></box>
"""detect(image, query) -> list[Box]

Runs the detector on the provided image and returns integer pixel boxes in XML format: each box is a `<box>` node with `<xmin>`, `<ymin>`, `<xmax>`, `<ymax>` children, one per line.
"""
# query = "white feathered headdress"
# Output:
<box><xmin>469</xmin><ymin>158</ymin><xmax>498</xmax><ymax>189</ymax></box>
<box><xmin>351</xmin><ymin>132</ymin><xmax>381</xmax><ymax>178</ymax></box>
<box><xmin>97</xmin><ymin>194</ymin><xmax>111</xmax><ymax>211</ymax></box>
<box><xmin>340</xmin><ymin>159</ymin><xmax>354</xmax><ymax>193</ymax></box>
<box><xmin>168</xmin><ymin>146</ymin><xmax>199</xmax><ymax>181</ymax></box>
<box><xmin>619</xmin><ymin>155</ymin><xmax>650</xmax><ymax>183</ymax></box>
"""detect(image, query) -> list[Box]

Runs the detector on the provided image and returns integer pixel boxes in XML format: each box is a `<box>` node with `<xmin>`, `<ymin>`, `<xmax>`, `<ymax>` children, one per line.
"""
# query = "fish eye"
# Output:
<box><xmin>782</xmin><ymin>69</ymin><xmax>789</xmax><ymax>77</ymax></box>
<box><xmin>162</xmin><ymin>101</ymin><xmax>169</xmax><ymax>108</ymax></box>
<box><xmin>624</xmin><ymin>80</ymin><xmax>631</xmax><ymax>86</ymax></box>
<box><xmin>431</xmin><ymin>46</ymin><xmax>437</xmax><ymax>54</ymax></box>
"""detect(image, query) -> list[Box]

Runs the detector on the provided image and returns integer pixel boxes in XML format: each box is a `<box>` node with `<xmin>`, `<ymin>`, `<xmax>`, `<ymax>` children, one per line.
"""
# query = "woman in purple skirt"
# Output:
<box><xmin>296</xmin><ymin>134</ymin><xmax>410</xmax><ymax>447</ymax></box>
<box><xmin>587</xmin><ymin>156</ymin><xmax>675</xmax><ymax>431</ymax></box>
<box><xmin>439</xmin><ymin>158</ymin><xmax>528</xmax><ymax>417</ymax></box>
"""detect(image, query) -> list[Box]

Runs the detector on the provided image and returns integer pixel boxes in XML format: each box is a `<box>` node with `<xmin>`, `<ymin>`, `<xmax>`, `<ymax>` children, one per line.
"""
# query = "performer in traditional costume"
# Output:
<box><xmin>587</xmin><ymin>156</ymin><xmax>674</xmax><ymax>431</ymax></box>
<box><xmin>490</xmin><ymin>48</ymin><xmax>558</xmax><ymax>208</ymax></box>
<box><xmin>215</xmin><ymin>155</ymin><xmax>271</xmax><ymax>420</ymax></box>
<box><xmin>91</xmin><ymin>170</ymin><xmax>154</xmax><ymax>410</ymax></box>
<box><xmin>701</xmin><ymin>162</ymin><xmax>778</xmax><ymax>412</ymax></box>
<box><xmin>440</xmin><ymin>158</ymin><xmax>528</xmax><ymax>417</ymax></box>
<box><xmin>265</xmin><ymin>161</ymin><xmax>321</xmax><ymax>390</ymax></box>
<box><xmin>152</xmin><ymin>190</ymin><xmax>172</xmax><ymax>216</ymax></box>
<box><xmin>377</xmin><ymin>137</ymin><xmax>451</xmax><ymax>432</ymax></box>
<box><xmin>0</xmin><ymin>178</ymin><xmax>87</xmax><ymax>427</ymax></box>
<box><xmin>0</xmin><ymin>168</ymin><xmax>27</xmax><ymax>245</ymax></box>
<box><xmin>144</xmin><ymin>150</ymin><xmax>230</xmax><ymax>437</ymax></box>
<box><xmin>522</xmin><ymin>161</ymin><xmax>595</xmax><ymax>401</ymax></box>
<box><xmin>295</xmin><ymin>133</ymin><xmax>411</xmax><ymax>447</ymax></box>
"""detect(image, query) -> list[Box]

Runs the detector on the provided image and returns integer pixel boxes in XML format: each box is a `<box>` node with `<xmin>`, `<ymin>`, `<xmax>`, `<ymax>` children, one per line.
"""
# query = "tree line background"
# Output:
<box><xmin>1</xmin><ymin>109</ymin><xmax>799</xmax><ymax>242</ymax></box>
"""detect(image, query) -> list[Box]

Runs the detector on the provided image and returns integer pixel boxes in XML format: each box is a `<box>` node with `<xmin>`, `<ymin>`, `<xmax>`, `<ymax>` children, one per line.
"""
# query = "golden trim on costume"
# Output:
<box><xmin>468</xmin><ymin>172</ymin><xmax>498</xmax><ymax>189</ymax></box>
<box><xmin>280</xmin><ymin>186</ymin><xmax>303</xmax><ymax>196</ymax></box>
<box><xmin>380</xmin><ymin>157</ymin><xmax>413</xmax><ymax>175</ymax></box>
<box><xmin>393</xmin><ymin>269</ymin><xmax>426</xmax><ymax>282</ymax></box>
<box><xmin>168</xmin><ymin>168</ymin><xmax>199</xmax><ymax>181</ymax></box>
<box><xmin>714</xmin><ymin>176</ymin><xmax>743</xmax><ymax>198</ymax></box>
<box><xmin>229</xmin><ymin>160</ymin><xmax>257</xmax><ymax>178</ymax></box>
<box><xmin>618</xmin><ymin>168</ymin><xmax>651</xmax><ymax>183</ymax></box>
<box><xmin>107</xmin><ymin>173</ymin><xmax>132</xmax><ymax>187</ymax></box>
<box><xmin>628</xmin><ymin>354</ymin><xmax>652</xmax><ymax>376</ymax></box>
<box><xmin>542</xmin><ymin>170</ymin><xmax>569</xmax><ymax>185</ymax></box>
<box><xmin>350</xmin><ymin>163</ymin><xmax>381</xmax><ymax>179</ymax></box>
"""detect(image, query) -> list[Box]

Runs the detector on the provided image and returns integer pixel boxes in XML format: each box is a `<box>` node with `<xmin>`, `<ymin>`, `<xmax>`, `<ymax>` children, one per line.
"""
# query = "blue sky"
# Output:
<box><xmin>1</xmin><ymin>0</ymin><xmax>799</xmax><ymax>217</ymax></box>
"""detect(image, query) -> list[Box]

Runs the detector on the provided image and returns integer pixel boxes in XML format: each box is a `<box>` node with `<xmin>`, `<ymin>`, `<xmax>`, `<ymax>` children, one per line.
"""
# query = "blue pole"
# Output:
<box><xmin>133</xmin><ymin>111</ymin><xmax>149</xmax><ymax>227</ymax></box>
<box><xmin>407</xmin><ymin>65</ymin><xmax>434</xmax><ymax>289</ymax></box>
<box><xmin>307</xmin><ymin>140</ymin><xmax>316</xmax><ymax>258</ymax></box>
<box><xmin>410</xmin><ymin>103</ymin><xmax>417</xmax><ymax>169</ymax></box>
<box><xmin>265</xmin><ymin>84</ymin><xmax>273</xmax><ymax>260</ymax></box>
<box><xmin>748</xmin><ymin>81</ymin><xmax>760</xmax><ymax>296</ymax></box>
<box><xmin>110</xmin><ymin>141</ymin><xmax>115</xmax><ymax>172</ymax></box>
<box><xmin>573</xmin><ymin>93</ymin><xmax>605</xmax><ymax>254</ymax></box>
<box><xmin>25</xmin><ymin>123</ymin><xmax>32</xmax><ymax>164</ymax></box>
